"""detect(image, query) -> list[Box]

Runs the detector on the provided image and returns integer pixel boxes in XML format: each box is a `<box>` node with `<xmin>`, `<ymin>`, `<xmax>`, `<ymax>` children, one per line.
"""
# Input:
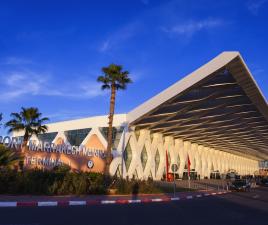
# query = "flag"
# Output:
<box><xmin>166</xmin><ymin>149</ymin><xmax>169</xmax><ymax>181</ymax></box>
<box><xmin>187</xmin><ymin>154</ymin><xmax>191</xmax><ymax>178</ymax></box>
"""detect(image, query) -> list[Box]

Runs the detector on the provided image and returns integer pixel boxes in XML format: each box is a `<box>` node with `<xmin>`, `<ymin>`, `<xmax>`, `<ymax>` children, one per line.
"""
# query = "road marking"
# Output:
<box><xmin>17</xmin><ymin>202</ymin><xmax>37</xmax><ymax>207</ymax></box>
<box><xmin>69</xmin><ymin>201</ymin><xmax>86</xmax><ymax>206</ymax></box>
<box><xmin>101</xmin><ymin>200</ymin><xmax>116</xmax><ymax>204</ymax></box>
<box><xmin>86</xmin><ymin>200</ymin><xmax>100</xmax><ymax>205</ymax></box>
<box><xmin>38</xmin><ymin>201</ymin><xmax>58</xmax><ymax>207</ymax></box>
<box><xmin>128</xmin><ymin>199</ymin><xmax>141</xmax><ymax>203</ymax></box>
<box><xmin>0</xmin><ymin>191</ymin><xmax>229</xmax><ymax>207</ymax></box>
<box><xmin>0</xmin><ymin>202</ymin><xmax>17</xmax><ymax>207</ymax></box>
<box><xmin>116</xmin><ymin>199</ymin><xmax>129</xmax><ymax>204</ymax></box>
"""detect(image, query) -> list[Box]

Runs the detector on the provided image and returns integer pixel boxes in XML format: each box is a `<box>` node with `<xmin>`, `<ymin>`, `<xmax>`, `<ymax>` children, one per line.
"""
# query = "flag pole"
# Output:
<box><xmin>166</xmin><ymin>149</ymin><xmax>169</xmax><ymax>182</ymax></box>
<box><xmin>187</xmin><ymin>154</ymin><xmax>191</xmax><ymax>189</ymax></box>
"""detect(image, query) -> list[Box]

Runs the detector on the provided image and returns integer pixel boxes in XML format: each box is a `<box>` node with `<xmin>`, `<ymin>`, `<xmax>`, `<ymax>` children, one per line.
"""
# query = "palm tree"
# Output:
<box><xmin>5</xmin><ymin>107</ymin><xmax>49</xmax><ymax>152</ymax></box>
<box><xmin>97</xmin><ymin>64</ymin><xmax>132</xmax><ymax>175</ymax></box>
<box><xmin>0</xmin><ymin>144</ymin><xmax>22</xmax><ymax>169</ymax></box>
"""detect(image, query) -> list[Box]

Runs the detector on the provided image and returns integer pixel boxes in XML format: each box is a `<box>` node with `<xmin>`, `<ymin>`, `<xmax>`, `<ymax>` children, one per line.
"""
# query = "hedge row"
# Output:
<box><xmin>113</xmin><ymin>178</ymin><xmax>162</xmax><ymax>194</ymax></box>
<box><xmin>0</xmin><ymin>169</ymin><xmax>108</xmax><ymax>195</ymax></box>
<box><xmin>0</xmin><ymin>168</ymin><xmax>167</xmax><ymax>195</ymax></box>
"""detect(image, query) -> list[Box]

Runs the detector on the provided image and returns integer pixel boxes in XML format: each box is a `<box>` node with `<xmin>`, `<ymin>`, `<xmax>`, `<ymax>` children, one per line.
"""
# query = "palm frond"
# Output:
<box><xmin>101</xmin><ymin>84</ymin><xmax>110</xmax><ymax>90</ymax></box>
<box><xmin>5</xmin><ymin>107</ymin><xmax>50</xmax><ymax>140</ymax></box>
<box><xmin>0</xmin><ymin>145</ymin><xmax>23</xmax><ymax>168</ymax></box>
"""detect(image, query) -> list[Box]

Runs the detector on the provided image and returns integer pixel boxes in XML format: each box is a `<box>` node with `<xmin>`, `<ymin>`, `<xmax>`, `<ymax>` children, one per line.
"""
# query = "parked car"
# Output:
<box><xmin>260</xmin><ymin>179</ymin><xmax>268</xmax><ymax>187</ymax></box>
<box><xmin>230</xmin><ymin>180</ymin><xmax>251</xmax><ymax>191</ymax></box>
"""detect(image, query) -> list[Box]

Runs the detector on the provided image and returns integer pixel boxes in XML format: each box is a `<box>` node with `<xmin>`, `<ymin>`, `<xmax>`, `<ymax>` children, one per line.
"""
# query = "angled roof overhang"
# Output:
<box><xmin>127</xmin><ymin>52</ymin><xmax>268</xmax><ymax>160</ymax></box>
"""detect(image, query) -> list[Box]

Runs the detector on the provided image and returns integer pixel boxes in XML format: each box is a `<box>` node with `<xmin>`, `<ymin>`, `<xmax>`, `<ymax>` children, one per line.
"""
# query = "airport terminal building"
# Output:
<box><xmin>13</xmin><ymin>52</ymin><xmax>268</xmax><ymax>180</ymax></box>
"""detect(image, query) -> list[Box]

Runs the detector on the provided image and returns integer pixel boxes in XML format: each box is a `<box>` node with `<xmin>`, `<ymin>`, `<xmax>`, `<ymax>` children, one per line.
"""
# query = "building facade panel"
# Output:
<box><xmin>11</xmin><ymin>52</ymin><xmax>267</xmax><ymax>179</ymax></box>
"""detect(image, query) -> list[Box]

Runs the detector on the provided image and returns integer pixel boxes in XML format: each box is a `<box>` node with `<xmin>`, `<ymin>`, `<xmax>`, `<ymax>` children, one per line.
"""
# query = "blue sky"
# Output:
<box><xmin>0</xmin><ymin>0</ymin><xmax>268</xmax><ymax>135</ymax></box>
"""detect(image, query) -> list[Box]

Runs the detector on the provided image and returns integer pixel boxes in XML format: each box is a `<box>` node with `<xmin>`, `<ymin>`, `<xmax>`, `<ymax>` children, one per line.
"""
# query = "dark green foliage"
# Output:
<box><xmin>97</xmin><ymin>64</ymin><xmax>132</xmax><ymax>91</ymax></box>
<box><xmin>113</xmin><ymin>177</ymin><xmax>162</xmax><ymax>194</ymax></box>
<box><xmin>5</xmin><ymin>107</ymin><xmax>49</xmax><ymax>143</ymax></box>
<box><xmin>0</xmin><ymin>168</ymin><xmax>192</xmax><ymax>195</ymax></box>
<box><xmin>0</xmin><ymin>169</ymin><xmax>108</xmax><ymax>195</ymax></box>
<box><xmin>0</xmin><ymin>145</ymin><xmax>23</xmax><ymax>168</ymax></box>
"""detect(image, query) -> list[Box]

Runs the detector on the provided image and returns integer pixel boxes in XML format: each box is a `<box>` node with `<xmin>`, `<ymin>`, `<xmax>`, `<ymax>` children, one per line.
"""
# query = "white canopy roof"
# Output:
<box><xmin>127</xmin><ymin>52</ymin><xmax>268</xmax><ymax>160</ymax></box>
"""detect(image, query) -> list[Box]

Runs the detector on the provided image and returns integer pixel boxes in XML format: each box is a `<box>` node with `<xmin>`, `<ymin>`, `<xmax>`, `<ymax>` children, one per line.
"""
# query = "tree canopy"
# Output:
<box><xmin>5</xmin><ymin>107</ymin><xmax>49</xmax><ymax>142</ymax></box>
<box><xmin>97</xmin><ymin>64</ymin><xmax>132</xmax><ymax>90</ymax></box>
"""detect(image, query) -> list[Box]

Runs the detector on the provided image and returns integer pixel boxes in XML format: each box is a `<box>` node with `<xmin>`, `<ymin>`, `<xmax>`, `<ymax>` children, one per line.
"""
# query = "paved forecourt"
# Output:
<box><xmin>0</xmin><ymin>188</ymin><xmax>267</xmax><ymax>225</ymax></box>
<box><xmin>0</xmin><ymin>190</ymin><xmax>226</xmax><ymax>207</ymax></box>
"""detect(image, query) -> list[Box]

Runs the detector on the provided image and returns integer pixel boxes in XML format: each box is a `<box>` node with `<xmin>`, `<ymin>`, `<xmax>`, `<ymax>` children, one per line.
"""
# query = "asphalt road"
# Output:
<box><xmin>0</xmin><ymin>187</ymin><xmax>267</xmax><ymax>225</ymax></box>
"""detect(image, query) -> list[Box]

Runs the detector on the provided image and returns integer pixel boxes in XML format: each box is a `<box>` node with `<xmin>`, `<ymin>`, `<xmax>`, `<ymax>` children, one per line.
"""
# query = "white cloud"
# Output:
<box><xmin>45</xmin><ymin>110</ymin><xmax>95</xmax><ymax>122</ymax></box>
<box><xmin>161</xmin><ymin>19</ymin><xmax>224</xmax><ymax>38</ymax></box>
<box><xmin>99</xmin><ymin>40</ymin><xmax>111</xmax><ymax>52</ymax></box>
<box><xmin>80</xmin><ymin>82</ymin><xmax>106</xmax><ymax>98</ymax></box>
<box><xmin>0</xmin><ymin>70</ymin><xmax>106</xmax><ymax>101</ymax></box>
<box><xmin>98</xmin><ymin>21</ymin><xmax>142</xmax><ymax>53</ymax></box>
<box><xmin>247</xmin><ymin>0</ymin><xmax>267</xmax><ymax>15</ymax></box>
<box><xmin>2</xmin><ymin>57</ymin><xmax>33</xmax><ymax>65</ymax></box>
<box><xmin>0</xmin><ymin>71</ymin><xmax>47</xmax><ymax>100</ymax></box>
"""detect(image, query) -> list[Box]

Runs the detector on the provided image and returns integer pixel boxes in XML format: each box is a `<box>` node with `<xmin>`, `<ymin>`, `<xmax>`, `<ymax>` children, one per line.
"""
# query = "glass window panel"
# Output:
<box><xmin>124</xmin><ymin>140</ymin><xmax>132</xmax><ymax>172</ymax></box>
<box><xmin>38</xmin><ymin>132</ymin><xmax>58</xmax><ymax>143</ymax></box>
<box><xmin>99</xmin><ymin>126</ymin><xmax>124</xmax><ymax>149</ymax></box>
<box><xmin>141</xmin><ymin>146</ymin><xmax>148</xmax><ymax>170</ymax></box>
<box><xmin>155</xmin><ymin>148</ymin><xmax>160</xmax><ymax>174</ymax></box>
<box><xmin>64</xmin><ymin>128</ymin><xmax>91</xmax><ymax>146</ymax></box>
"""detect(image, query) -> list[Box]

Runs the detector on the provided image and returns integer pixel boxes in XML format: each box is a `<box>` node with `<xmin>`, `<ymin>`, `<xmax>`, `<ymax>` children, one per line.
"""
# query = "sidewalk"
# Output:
<box><xmin>0</xmin><ymin>190</ymin><xmax>228</xmax><ymax>207</ymax></box>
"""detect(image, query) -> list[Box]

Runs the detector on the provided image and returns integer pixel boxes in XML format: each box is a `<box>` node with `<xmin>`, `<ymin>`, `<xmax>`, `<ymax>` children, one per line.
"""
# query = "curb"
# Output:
<box><xmin>0</xmin><ymin>191</ymin><xmax>228</xmax><ymax>207</ymax></box>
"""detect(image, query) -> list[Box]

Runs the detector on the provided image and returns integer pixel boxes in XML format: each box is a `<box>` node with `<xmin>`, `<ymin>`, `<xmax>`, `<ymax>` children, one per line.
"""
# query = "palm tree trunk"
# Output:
<box><xmin>105</xmin><ymin>85</ymin><xmax>116</xmax><ymax>175</ymax></box>
<box><xmin>21</xmin><ymin>135</ymin><xmax>28</xmax><ymax>154</ymax></box>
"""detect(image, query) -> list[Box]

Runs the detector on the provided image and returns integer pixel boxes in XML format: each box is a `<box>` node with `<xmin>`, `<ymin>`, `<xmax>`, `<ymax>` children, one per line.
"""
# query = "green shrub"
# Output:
<box><xmin>0</xmin><ymin>144</ymin><xmax>23</xmax><ymax>169</ymax></box>
<box><xmin>0</xmin><ymin>169</ymin><xmax>191</xmax><ymax>195</ymax></box>
<box><xmin>113</xmin><ymin>177</ymin><xmax>162</xmax><ymax>194</ymax></box>
<box><xmin>0</xmin><ymin>168</ymin><xmax>108</xmax><ymax>195</ymax></box>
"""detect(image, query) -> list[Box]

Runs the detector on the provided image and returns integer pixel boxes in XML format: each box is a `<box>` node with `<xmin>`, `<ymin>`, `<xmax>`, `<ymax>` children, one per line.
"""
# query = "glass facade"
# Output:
<box><xmin>99</xmin><ymin>126</ymin><xmax>124</xmax><ymax>149</ymax></box>
<box><xmin>168</xmin><ymin>152</ymin><xmax>171</xmax><ymax>165</ymax></box>
<box><xmin>124</xmin><ymin>140</ymin><xmax>132</xmax><ymax>171</ymax></box>
<box><xmin>115</xmin><ymin>165</ymin><xmax>121</xmax><ymax>177</ymax></box>
<box><xmin>38</xmin><ymin>132</ymin><xmax>58</xmax><ymax>143</ymax></box>
<box><xmin>64</xmin><ymin>128</ymin><xmax>91</xmax><ymax>146</ymax></box>
<box><xmin>177</xmin><ymin>154</ymin><xmax>180</xmax><ymax>168</ymax></box>
<box><xmin>155</xmin><ymin>148</ymin><xmax>160</xmax><ymax>174</ymax></box>
<box><xmin>141</xmin><ymin>146</ymin><xmax>148</xmax><ymax>170</ymax></box>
